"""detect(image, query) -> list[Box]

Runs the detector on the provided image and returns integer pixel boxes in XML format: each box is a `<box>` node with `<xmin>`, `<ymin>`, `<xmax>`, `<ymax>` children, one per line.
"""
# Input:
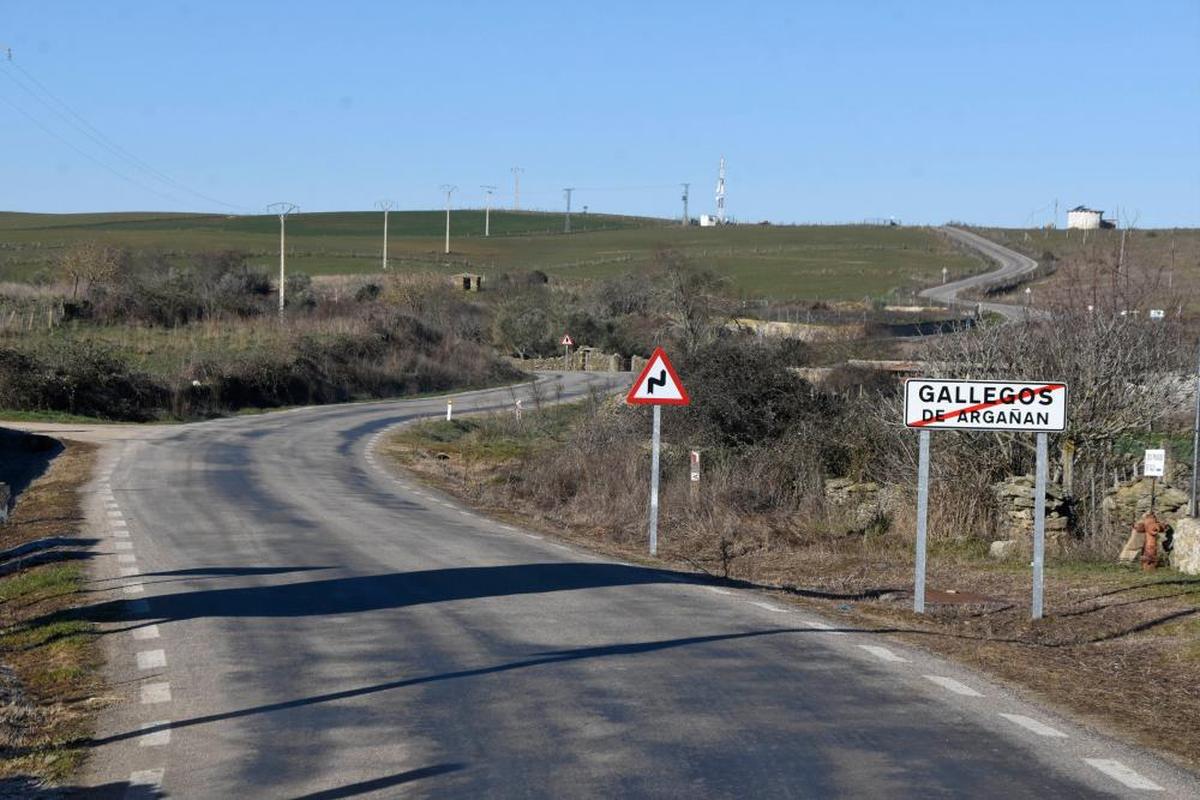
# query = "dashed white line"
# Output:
<box><xmin>137</xmin><ymin>720</ymin><xmax>171</xmax><ymax>746</ymax></box>
<box><xmin>923</xmin><ymin>675</ymin><xmax>983</xmax><ymax>697</ymax></box>
<box><xmin>133</xmin><ymin>624</ymin><xmax>160</xmax><ymax>641</ymax></box>
<box><xmin>1083</xmin><ymin>759</ymin><xmax>1164</xmax><ymax>791</ymax></box>
<box><xmin>113</xmin><ymin>530</ymin><xmax>131</xmax><ymax>540</ymax></box>
<box><xmin>706</xmin><ymin>587</ymin><xmax>734</xmax><ymax>596</ymax></box>
<box><xmin>999</xmin><ymin>713</ymin><xmax>1068</xmax><ymax>738</ymax></box>
<box><xmin>122</xmin><ymin>583</ymin><xmax>145</xmax><ymax>595</ymax></box>
<box><xmin>106</xmin><ymin>510</ymin><xmax>124</xmax><ymax>519</ymax></box>
<box><xmin>136</xmin><ymin>650</ymin><xmax>166</xmax><ymax>670</ymax></box>
<box><xmin>857</xmin><ymin>644</ymin><xmax>910</xmax><ymax>663</ymax></box>
<box><xmin>140</xmin><ymin>682</ymin><xmax>172</xmax><ymax>704</ymax></box>
<box><xmin>749</xmin><ymin>601</ymin><xmax>787</xmax><ymax>613</ymax></box>
<box><xmin>115</xmin><ymin>541</ymin><xmax>134</xmax><ymax>551</ymax></box>
<box><xmin>523</xmin><ymin>533</ymin><xmax>543</xmax><ymax>540</ymax></box>
<box><xmin>117</xmin><ymin>553</ymin><xmax>138</xmax><ymax>564</ymax></box>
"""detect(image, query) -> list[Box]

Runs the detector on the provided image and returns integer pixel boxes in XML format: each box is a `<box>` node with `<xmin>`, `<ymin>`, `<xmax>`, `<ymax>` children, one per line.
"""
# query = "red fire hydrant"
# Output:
<box><xmin>1134</xmin><ymin>511</ymin><xmax>1167</xmax><ymax>572</ymax></box>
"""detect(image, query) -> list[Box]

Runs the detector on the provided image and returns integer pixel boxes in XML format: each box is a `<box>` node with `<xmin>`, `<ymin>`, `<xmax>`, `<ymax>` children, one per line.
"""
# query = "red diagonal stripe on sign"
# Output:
<box><xmin>909</xmin><ymin>383</ymin><xmax>1066</xmax><ymax>427</ymax></box>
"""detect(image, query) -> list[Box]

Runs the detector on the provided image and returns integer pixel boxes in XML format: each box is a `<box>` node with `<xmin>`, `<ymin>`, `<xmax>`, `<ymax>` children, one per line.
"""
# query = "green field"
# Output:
<box><xmin>0</xmin><ymin>210</ymin><xmax>983</xmax><ymax>300</ymax></box>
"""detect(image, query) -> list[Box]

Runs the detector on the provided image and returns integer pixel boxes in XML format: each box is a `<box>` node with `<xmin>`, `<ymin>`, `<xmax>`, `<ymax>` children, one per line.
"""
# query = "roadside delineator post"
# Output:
<box><xmin>626</xmin><ymin>347</ymin><xmax>690</xmax><ymax>556</ymax></box>
<box><xmin>905</xmin><ymin>379</ymin><xmax>1069</xmax><ymax>620</ymax></box>
<box><xmin>446</xmin><ymin>400</ymin><xmax>453</xmax><ymax>422</ymax></box>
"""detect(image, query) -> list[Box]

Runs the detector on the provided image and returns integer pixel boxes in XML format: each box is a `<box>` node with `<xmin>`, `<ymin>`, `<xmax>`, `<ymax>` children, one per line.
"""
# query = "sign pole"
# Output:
<box><xmin>648</xmin><ymin>404</ymin><xmax>661</xmax><ymax>556</ymax></box>
<box><xmin>914</xmin><ymin>429</ymin><xmax>930</xmax><ymax>614</ymax></box>
<box><xmin>1032</xmin><ymin>431</ymin><xmax>1048</xmax><ymax>620</ymax></box>
<box><xmin>1191</xmin><ymin>340</ymin><xmax>1199</xmax><ymax>518</ymax></box>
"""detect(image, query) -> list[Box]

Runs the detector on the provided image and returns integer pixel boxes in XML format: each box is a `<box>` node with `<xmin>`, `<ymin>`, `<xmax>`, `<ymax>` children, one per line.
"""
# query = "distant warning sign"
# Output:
<box><xmin>561</xmin><ymin>334</ymin><xmax>574</xmax><ymax>347</ymax></box>
<box><xmin>904</xmin><ymin>379</ymin><xmax>1067</xmax><ymax>432</ymax></box>
<box><xmin>627</xmin><ymin>347</ymin><xmax>690</xmax><ymax>406</ymax></box>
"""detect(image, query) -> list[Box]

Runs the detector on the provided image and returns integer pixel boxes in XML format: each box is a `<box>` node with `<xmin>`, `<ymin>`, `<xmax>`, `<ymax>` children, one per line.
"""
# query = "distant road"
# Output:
<box><xmin>922</xmin><ymin>227</ymin><xmax>1041</xmax><ymax>320</ymax></box>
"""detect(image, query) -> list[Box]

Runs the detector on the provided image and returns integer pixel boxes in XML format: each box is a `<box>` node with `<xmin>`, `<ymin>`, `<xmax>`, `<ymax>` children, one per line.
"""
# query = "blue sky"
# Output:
<box><xmin>2</xmin><ymin>1</ymin><xmax>1197</xmax><ymax>226</ymax></box>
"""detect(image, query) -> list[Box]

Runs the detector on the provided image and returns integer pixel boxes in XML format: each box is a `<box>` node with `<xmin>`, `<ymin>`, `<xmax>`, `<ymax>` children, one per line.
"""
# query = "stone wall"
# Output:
<box><xmin>988</xmin><ymin>475</ymin><xmax>1072</xmax><ymax>558</ymax></box>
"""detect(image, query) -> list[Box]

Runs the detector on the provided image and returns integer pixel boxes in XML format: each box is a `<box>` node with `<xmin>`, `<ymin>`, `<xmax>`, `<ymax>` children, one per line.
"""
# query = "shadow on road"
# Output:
<box><xmin>291</xmin><ymin>763</ymin><xmax>466</xmax><ymax>799</ymax></box>
<box><xmin>83</xmin><ymin>627</ymin><xmax>814</xmax><ymax>748</ymax></box>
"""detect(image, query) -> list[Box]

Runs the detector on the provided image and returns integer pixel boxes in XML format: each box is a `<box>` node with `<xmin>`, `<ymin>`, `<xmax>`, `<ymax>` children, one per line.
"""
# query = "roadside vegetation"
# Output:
<box><xmin>385</xmin><ymin>260</ymin><xmax>1200</xmax><ymax>766</ymax></box>
<box><xmin>0</xmin><ymin>434</ymin><xmax>101</xmax><ymax>789</ymax></box>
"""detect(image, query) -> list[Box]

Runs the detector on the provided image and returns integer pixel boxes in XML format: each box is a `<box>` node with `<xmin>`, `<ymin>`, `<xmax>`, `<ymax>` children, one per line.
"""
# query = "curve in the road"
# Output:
<box><xmin>923</xmin><ymin>226</ymin><xmax>1041</xmax><ymax>320</ymax></box>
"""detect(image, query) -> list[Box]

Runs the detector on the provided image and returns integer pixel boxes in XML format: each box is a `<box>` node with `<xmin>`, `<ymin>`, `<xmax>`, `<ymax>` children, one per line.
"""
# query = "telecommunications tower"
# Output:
<box><xmin>715</xmin><ymin>156</ymin><xmax>727</xmax><ymax>224</ymax></box>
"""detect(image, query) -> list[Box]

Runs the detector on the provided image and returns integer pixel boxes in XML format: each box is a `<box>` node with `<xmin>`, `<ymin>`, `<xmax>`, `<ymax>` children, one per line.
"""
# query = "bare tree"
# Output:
<box><xmin>57</xmin><ymin>241</ymin><xmax>124</xmax><ymax>300</ymax></box>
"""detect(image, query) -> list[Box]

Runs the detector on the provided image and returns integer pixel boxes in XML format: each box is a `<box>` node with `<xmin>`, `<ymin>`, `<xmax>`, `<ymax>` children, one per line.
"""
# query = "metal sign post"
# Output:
<box><xmin>561</xmin><ymin>334</ymin><xmax>574</xmax><ymax>371</ymax></box>
<box><xmin>648</xmin><ymin>405</ymin><xmax>662</xmax><ymax>556</ymax></box>
<box><xmin>914</xmin><ymin>429</ymin><xmax>930</xmax><ymax>614</ymax></box>
<box><xmin>1191</xmin><ymin>341</ymin><xmax>1200</xmax><ymax>518</ymax></box>
<box><xmin>1032</xmin><ymin>432</ymin><xmax>1048</xmax><ymax>620</ymax></box>
<box><xmin>626</xmin><ymin>347</ymin><xmax>690</xmax><ymax>556</ymax></box>
<box><xmin>905</xmin><ymin>378</ymin><xmax>1068</xmax><ymax>620</ymax></box>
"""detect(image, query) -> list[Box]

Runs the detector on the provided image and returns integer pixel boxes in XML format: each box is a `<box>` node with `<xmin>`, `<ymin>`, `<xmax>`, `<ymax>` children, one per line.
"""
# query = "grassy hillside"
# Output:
<box><xmin>0</xmin><ymin>210</ymin><xmax>982</xmax><ymax>300</ymax></box>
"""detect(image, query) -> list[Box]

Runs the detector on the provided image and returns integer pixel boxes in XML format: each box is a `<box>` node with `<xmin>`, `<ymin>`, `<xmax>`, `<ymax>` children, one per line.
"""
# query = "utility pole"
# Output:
<box><xmin>481</xmin><ymin>185</ymin><xmax>497</xmax><ymax>237</ymax></box>
<box><xmin>563</xmin><ymin>187</ymin><xmax>574</xmax><ymax>233</ymax></box>
<box><xmin>266</xmin><ymin>202</ymin><xmax>298</xmax><ymax>318</ymax></box>
<box><xmin>375</xmin><ymin>199</ymin><xmax>394</xmax><ymax>270</ymax></box>
<box><xmin>511</xmin><ymin>167</ymin><xmax>523</xmax><ymax>210</ymax></box>
<box><xmin>680</xmin><ymin>183</ymin><xmax>689</xmax><ymax>226</ymax></box>
<box><xmin>441</xmin><ymin>185</ymin><xmax>456</xmax><ymax>254</ymax></box>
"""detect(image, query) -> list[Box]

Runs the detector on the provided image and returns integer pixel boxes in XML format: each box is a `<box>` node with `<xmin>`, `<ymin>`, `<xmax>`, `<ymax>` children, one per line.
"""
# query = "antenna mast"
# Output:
<box><xmin>715</xmin><ymin>156</ymin><xmax>727</xmax><ymax>224</ymax></box>
<box><xmin>511</xmin><ymin>167</ymin><xmax>523</xmax><ymax>210</ymax></box>
<box><xmin>681</xmin><ymin>183</ymin><xmax>689</xmax><ymax>226</ymax></box>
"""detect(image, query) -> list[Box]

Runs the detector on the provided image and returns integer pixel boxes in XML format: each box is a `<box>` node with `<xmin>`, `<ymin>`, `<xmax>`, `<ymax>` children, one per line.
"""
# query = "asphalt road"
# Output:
<box><xmin>18</xmin><ymin>374</ymin><xmax>1197</xmax><ymax>798</ymax></box>
<box><xmin>923</xmin><ymin>227</ymin><xmax>1042</xmax><ymax>320</ymax></box>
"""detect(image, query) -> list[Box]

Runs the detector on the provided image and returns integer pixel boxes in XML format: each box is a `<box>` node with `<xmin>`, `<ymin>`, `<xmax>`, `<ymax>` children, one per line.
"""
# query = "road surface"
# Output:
<box><xmin>14</xmin><ymin>374</ymin><xmax>1197</xmax><ymax>798</ymax></box>
<box><xmin>923</xmin><ymin>227</ymin><xmax>1041</xmax><ymax>320</ymax></box>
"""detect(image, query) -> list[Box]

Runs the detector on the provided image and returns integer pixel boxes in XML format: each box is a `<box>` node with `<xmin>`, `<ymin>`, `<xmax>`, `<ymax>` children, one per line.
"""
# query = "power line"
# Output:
<box><xmin>0</xmin><ymin>52</ymin><xmax>246</xmax><ymax>211</ymax></box>
<box><xmin>0</xmin><ymin>91</ymin><xmax>187</xmax><ymax>207</ymax></box>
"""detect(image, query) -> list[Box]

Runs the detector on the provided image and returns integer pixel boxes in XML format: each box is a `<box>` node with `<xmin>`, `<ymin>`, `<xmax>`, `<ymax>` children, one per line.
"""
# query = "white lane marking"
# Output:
<box><xmin>113</xmin><ymin>530</ymin><xmax>131</xmax><ymax>540</ymax></box>
<box><xmin>126</xmin><ymin>768</ymin><xmax>164</xmax><ymax>796</ymax></box>
<box><xmin>117</xmin><ymin>553</ymin><xmax>138</xmax><ymax>564</ymax></box>
<box><xmin>133</xmin><ymin>624</ymin><xmax>160</xmax><ymax>641</ymax></box>
<box><xmin>749</xmin><ymin>601</ymin><xmax>787</xmax><ymax>613</ymax></box>
<box><xmin>706</xmin><ymin>587</ymin><xmax>734</xmax><ymax>596</ymax></box>
<box><xmin>500</xmin><ymin>525</ymin><xmax>516</xmax><ymax>531</ymax></box>
<box><xmin>119</xmin><ymin>567</ymin><xmax>140</xmax><ymax>578</ymax></box>
<box><xmin>999</xmin><ymin>713</ymin><xmax>1067</xmax><ymax>738</ymax></box>
<box><xmin>857</xmin><ymin>644</ymin><xmax>910</xmax><ymax>663</ymax></box>
<box><xmin>136</xmin><ymin>650</ymin><xmax>166</xmax><ymax>670</ymax></box>
<box><xmin>923</xmin><ymin>675</ymin><xmax>983</xmax><ymax>697</ymax></box>
<box><xmin>523</xmin><ymin>533</ymin><xmax>543</xmax><ymax>540</ymax></box>
<box><xmin>140</xmin><ymin>682</ymin><xmax>172</xmax><ymax>704</ymax></box>
<box><xmin>106</xmin><ymin>511</ymin><xmax>124</xmax><ymax>519</ymax></box>
<box><xmin>122</xmin><ymin>583</ymin><xmax>145</xmax><ymax>595</ymax></box>
<box><xmin>115</xmin><ymin>541</ymin><xmax>134</xmax><ymax>551</ymax></box>
<box><xmin>138</xmin><ymin>720</ymin><xmax>171</xmax><ymax>746</ymax></box>
<box><xmin>1083</xmin><ymin>759</ymin><xmax>1164</xmax><ymax>791</ymax></box>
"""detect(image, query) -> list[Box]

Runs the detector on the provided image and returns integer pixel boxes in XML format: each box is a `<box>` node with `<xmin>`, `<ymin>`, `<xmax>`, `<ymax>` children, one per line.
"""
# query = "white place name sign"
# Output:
<box><xmin>904</xmin><ymin>379</ymin><xmax>1068</xmax><ymax>432</ymax></box>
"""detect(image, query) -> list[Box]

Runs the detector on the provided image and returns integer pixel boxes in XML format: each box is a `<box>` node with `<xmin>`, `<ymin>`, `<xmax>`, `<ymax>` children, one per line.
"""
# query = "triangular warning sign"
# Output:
<box><xmin>627</xmin><ymin>347</ymin><xmax>690</xmax><ymax>406</ymax></box>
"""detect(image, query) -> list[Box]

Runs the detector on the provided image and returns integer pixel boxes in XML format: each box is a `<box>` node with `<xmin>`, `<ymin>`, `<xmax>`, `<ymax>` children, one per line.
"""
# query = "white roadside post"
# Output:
<box><xmin>905</xmin><ymin>379</ymin><xmax>1068</xmax><ymax>619</ymax></box>
<box><xmin>446</xmin><ymin>400</ymin><xmax>453</xmax><ymax>421</ymax></box>
<box><xmin>626</xmin><ymin>347</ymin><xmax>690</xmax><ymax>556</ymax></box>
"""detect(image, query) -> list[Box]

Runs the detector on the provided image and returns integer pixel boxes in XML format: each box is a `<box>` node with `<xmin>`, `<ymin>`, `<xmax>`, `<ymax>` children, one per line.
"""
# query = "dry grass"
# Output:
<box><xmin>0</xmin><ymin>438</ymin><xmax>102</xmax><ymax>786</ymax></box>
<box><xmin>385</xmin><ymin>408</ymin><xmax>1200</xmax><ymax>770</ymax></box>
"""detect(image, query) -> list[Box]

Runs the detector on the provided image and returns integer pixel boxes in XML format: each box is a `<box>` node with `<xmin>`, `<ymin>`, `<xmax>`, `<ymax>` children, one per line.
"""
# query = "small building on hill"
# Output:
<box><xmin>451</xmin><ymin>273</ymin><xmax>483</xmax><ymax>292</ymax></box>
<box><xmin>1067</xmin><ymin>206</ymin><xmax>1104</xmax><ymax>230</ymax></box>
